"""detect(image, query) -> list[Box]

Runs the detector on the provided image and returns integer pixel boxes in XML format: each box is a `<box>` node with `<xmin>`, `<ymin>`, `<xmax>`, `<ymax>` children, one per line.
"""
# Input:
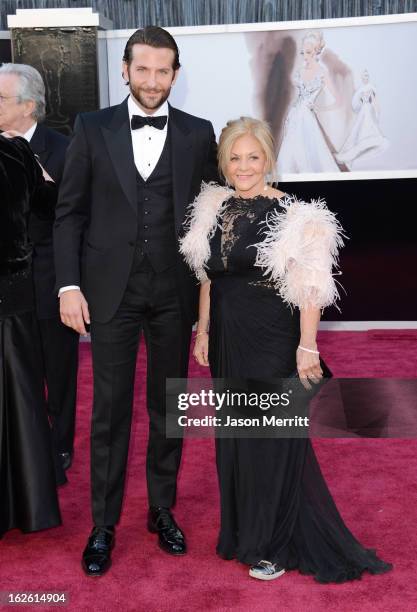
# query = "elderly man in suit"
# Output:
<box><xmin>54</xmin><ymin>26</ymin><xmax>218</xmax><ymax>576</ymax></box>
<box><xmin>0</xmin><ymin>63</ymin><xmax>79</xmax><ymax>477</ymax></box>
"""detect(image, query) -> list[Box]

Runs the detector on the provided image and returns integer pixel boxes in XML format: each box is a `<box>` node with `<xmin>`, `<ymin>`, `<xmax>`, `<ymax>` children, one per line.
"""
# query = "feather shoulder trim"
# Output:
<box><xmin>252</xmin><ymin>195</ymin><xmax>346</xmax><ymax>310</ymax></box>
<box><xmin>179</xmin><ymin>182</ymin><xmax>234</xmax><ymax>282</ymax></box>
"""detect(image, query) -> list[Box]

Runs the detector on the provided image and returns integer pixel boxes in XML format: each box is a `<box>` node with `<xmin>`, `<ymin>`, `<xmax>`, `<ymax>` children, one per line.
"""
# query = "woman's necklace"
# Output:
<box><xmin>235</xmin><ymin>183</ymin><xmax>270</xmax><ymax>200</ymax></box>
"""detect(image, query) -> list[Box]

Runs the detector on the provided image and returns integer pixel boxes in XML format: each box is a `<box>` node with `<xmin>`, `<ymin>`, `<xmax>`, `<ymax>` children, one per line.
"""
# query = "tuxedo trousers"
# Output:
<box><xmin>90</xmin><ymin>254</ymin><xmax>192</xmax><ymax>526</ymax></box>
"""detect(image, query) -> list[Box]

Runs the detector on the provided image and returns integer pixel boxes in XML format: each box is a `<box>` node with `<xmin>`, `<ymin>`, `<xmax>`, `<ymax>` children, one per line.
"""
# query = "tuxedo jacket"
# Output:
<box><xmin>54</xmin><ymin>98</ymin><xmax>218</xmax><ymax>323</ymax></box>
<box><xmin>29</xmin><ymin>124</ymin><xmax>69</xmax><ymax>319</ymax></box>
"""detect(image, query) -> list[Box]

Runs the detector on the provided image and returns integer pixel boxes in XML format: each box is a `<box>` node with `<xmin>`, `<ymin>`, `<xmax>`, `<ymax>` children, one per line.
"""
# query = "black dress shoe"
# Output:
<box><xmin>59</xmin><ymin>451</ymin><xmax>73</xmax><ymax>471</ymax></box>
<box><xmin>82</xmin><ymin>526</ymin><xmax>115</xmax><ymax>577</ymax></box>
<box><xmin>147</xmin><ymin>507</ymin><xmax>186</xmax><ymax>555</ymax></box>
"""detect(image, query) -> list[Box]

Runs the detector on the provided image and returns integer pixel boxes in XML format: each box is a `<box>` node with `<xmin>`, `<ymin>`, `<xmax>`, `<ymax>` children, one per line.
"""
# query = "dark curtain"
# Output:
<box><xmin>1</xmin><ymin>0</ymin><xmax>417</xmax><ymax>30</ymax></box>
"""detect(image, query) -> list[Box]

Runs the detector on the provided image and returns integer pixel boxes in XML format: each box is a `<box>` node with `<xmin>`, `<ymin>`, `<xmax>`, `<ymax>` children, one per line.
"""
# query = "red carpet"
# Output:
<box><xmin>1</xmin><ymin>331</ymin><xmax>416</xmax><ymax>611</ymax></box>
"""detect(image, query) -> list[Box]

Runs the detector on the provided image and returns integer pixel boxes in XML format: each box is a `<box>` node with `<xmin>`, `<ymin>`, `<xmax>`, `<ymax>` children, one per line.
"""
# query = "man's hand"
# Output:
<box><xmin>60</xmin><ymin>290</ymin><xmax>90</xmax><ymax>336</ymax></box>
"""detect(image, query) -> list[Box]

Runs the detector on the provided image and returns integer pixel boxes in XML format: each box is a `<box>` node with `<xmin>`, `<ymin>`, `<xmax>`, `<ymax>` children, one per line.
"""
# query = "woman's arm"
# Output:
<box><xmin>297</xmin><ymin>305</ymin><xmax>323</xmax><ymax>387</ymax></box>
<box><xmin>193</xmin><ymin>280</ymin><xmax>211</xmax><ymax>367</ymax></box>
<box><xmin>252</xmin><ymin>198</ymin><xmax>344</xmax><ymax>386</ymax></box>
<box><xmin>31</xmin><ymin>174</ymin><xmax>57</xmax><ymax>219</ymax></box>
<box><xmin>1</xmin><ymin>133</ymin><xmax>56</xmax><ymax>218</ymax></box>
<box><xmin>316</xmin><ymin>72</ymin><xmax>342</xmax><ymax>112</ymax></box>
<box><xmin>370</xmin><ymin>89</ymin><xmax>380</xmax><ymax>119</ymax></box>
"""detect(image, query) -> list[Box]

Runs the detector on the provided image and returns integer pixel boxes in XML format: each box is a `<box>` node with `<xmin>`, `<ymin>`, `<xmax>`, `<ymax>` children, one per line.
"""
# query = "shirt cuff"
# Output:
<box><xmin>58</xmin><ymin>285</ymin><xmax>80</xmax><ymax>297</ymax></box>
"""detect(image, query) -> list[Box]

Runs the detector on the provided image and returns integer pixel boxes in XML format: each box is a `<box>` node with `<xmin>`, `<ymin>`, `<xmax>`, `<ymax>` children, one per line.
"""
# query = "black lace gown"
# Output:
<box><xmin>206</xmin><ymin>194</ymin><xmax>392</xmax><ymax>583</ymax></box>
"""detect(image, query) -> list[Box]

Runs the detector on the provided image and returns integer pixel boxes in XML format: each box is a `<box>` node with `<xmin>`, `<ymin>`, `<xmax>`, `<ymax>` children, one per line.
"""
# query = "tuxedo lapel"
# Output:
<box><xmin>101</xmin><ymin>98</ymin><xmax>137</xmax><ymax>216</ymax></box>
<box><xmin>168</xmin><ymin>104</ymin><xmax>194</xmax><ymax>234</ymax></box>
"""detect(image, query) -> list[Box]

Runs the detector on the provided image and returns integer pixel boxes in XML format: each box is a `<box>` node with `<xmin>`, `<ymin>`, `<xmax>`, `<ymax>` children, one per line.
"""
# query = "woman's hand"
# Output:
<box><xmin>38</xmin><ymin>164</ymin><xmax>54</xmax><ymax>182</ymax></box>
<box><xmin>1</xmin><ymin>130</ymin><xmax>54</xmax><ymax>181</ymax></box>
<box><xmin>193</xmin><ymin>331</ymin><xmax>209</xmax><ymax>367</ymax></box>
<box><xmin>296</xmin><ymin>346</ymin><xmax>323</xmax><ymax>390</ymax></box>
<box><xmin>1</xmin><ymin>129</ymin><xmax>23</xmax><ymax>138</ymax></box>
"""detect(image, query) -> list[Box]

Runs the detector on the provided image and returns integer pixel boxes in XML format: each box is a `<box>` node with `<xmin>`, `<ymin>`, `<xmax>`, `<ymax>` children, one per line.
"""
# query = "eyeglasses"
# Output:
<box><xmin>0</xmin><ymin>95</ymin><xmax>19</xmax><ymax>104</ymax></box>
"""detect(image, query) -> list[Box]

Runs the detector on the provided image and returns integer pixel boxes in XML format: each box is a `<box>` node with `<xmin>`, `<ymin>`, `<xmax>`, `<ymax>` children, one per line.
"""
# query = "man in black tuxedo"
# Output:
<box><xmin>0</xmin><ymin>63</ymin><xmax>79</xmax><ymax>478</ymax></box>
<box><xmin>54</xmin><ymin>26</ymin><xmax>218</xmax><ymax>576</ymax></box>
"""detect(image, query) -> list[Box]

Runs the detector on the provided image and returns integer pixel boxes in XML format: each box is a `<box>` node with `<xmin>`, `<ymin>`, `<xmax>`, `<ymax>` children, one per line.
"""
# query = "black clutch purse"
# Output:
<box><xmin>283</xmin><ymin>356</ymin><xmax>333</xmax><ymax>401</ymax></box>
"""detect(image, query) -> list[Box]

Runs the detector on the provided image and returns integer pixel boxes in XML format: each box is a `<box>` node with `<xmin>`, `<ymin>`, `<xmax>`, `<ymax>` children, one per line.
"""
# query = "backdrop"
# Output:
<box><xmin>107</xmin><ymin>16</ymin><xmax>417</xmax><ymax>182</ymax></box>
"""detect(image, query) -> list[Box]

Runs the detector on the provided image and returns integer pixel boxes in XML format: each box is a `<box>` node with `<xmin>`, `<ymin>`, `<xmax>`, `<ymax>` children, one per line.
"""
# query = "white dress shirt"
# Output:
<box><xmin>23</xmin><ymin>122</ymin><xmax>37</xmax><ymax>142</ymax></box>
<box><xmin>59</xmin><ymin>96</ymin><xmax>169</xmax><ymax>297</ymax></box>
<box><xmin>128</xmin><ymin>95</ymin><xmax>169</xmax><ymax>181</ymax></box>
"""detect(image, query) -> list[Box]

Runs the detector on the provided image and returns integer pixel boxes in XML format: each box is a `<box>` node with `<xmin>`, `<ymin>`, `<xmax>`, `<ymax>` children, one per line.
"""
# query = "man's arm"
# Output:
<box><xmin>54</xmin><ymin>114</ymin><xmax>91</xmax><ymax>289</ymax></box>
<box><xmin>53</xmin><ymin>114</ymin><xmax>91</xmax><ymax>335</ymax></box>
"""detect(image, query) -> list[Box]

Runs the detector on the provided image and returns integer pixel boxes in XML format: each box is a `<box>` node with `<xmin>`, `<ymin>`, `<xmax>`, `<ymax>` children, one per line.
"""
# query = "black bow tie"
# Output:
<box><xmin>131</xmin><ymin>115</ymin><xmax>167</xmax><ymax>130</ymax></box>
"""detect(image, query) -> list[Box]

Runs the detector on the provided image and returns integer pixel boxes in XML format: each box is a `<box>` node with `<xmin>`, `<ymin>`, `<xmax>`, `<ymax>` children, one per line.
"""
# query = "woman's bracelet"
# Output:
<box><xmin>298</xmin><ymin>345</ymin><xmax>319</xmax><ymax>355</ymax></box>
<box><xmin>195</xmin><ymin>331</ymin><xmax>208</xmax><ymax>338</ymax></box>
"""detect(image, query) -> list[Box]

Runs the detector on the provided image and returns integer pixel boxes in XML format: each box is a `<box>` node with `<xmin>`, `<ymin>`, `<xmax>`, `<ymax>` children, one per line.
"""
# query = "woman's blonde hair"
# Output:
<box><xmin>301</xmin><ymin>30</ymin><xmax>325</xmax><ymax>56</ymax></box>
<box><xmin>217</xmin><ymin>116</ymin><xmax>276</xmax><ymax>184</ymax></box>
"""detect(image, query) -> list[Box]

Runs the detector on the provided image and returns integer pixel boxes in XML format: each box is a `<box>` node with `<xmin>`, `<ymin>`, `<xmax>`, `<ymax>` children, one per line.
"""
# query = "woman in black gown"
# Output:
<box><xmin>180</xmin><ymin>117</ymin><xmax>392</xmax><ymax>582</ymax></box>
<box><xmin>0</xmin><ymin>134</ymin><xmax>61</xmax><ymax>537</ymax></box>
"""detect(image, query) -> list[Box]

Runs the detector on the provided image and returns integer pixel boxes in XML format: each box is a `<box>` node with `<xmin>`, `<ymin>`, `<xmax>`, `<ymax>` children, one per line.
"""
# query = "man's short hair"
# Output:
<box><xmin>123</xmin><ymin>26</ymin><xmax>180</xmax><ymax>71</ymax></box>
<box><xmin>0</xmin><ymin>63</ymin><xmax>46</xmax><ymax>122</ymax></box>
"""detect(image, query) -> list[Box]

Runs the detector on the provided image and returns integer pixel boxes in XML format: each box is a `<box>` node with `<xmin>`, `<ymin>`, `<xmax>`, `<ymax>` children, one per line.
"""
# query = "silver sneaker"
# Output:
<box><xmin>249</xmin><ymin>560</ymin><xmax>286</xmax><ymax>581</ymax></box>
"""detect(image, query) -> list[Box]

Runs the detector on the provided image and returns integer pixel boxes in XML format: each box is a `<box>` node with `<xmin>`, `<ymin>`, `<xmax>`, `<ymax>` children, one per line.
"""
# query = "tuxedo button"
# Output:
<box><xmin>144</xmin><ymin>211</ymin><xmax>149</xmax><ymax>215</ymax></box>
<box><xmin>144</xmin><ymin>197</ymin><xmax>150</xmax><ymax>201</ymax></box>
<box><xmin>144</xmin><ymin>239</ymin><xmax>148</xmax><ymax>243</ymax></box>
<box><xmin>144</xmin><ymin>225</ymin><xmax>148</xmax><ymax>230</ymax></box>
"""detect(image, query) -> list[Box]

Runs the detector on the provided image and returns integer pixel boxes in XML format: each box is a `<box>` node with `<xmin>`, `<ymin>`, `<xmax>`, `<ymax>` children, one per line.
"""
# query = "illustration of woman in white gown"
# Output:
<box><xmin>277</xmin><ymin>31</ymin><xmax>341</xmax><ymax>174</ymax></box>
<box><xmin>336</xmin><ymin>69</ymin><xmax>388</xmax><ymax>167</ymax></box>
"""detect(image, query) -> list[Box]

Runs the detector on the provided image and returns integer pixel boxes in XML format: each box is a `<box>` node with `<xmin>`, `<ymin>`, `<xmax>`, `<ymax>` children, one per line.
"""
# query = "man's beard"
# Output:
<box><xmin>129</xmin><ymin>82</ymin><xmax>171</xmax><ymax>112</ymax></box>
